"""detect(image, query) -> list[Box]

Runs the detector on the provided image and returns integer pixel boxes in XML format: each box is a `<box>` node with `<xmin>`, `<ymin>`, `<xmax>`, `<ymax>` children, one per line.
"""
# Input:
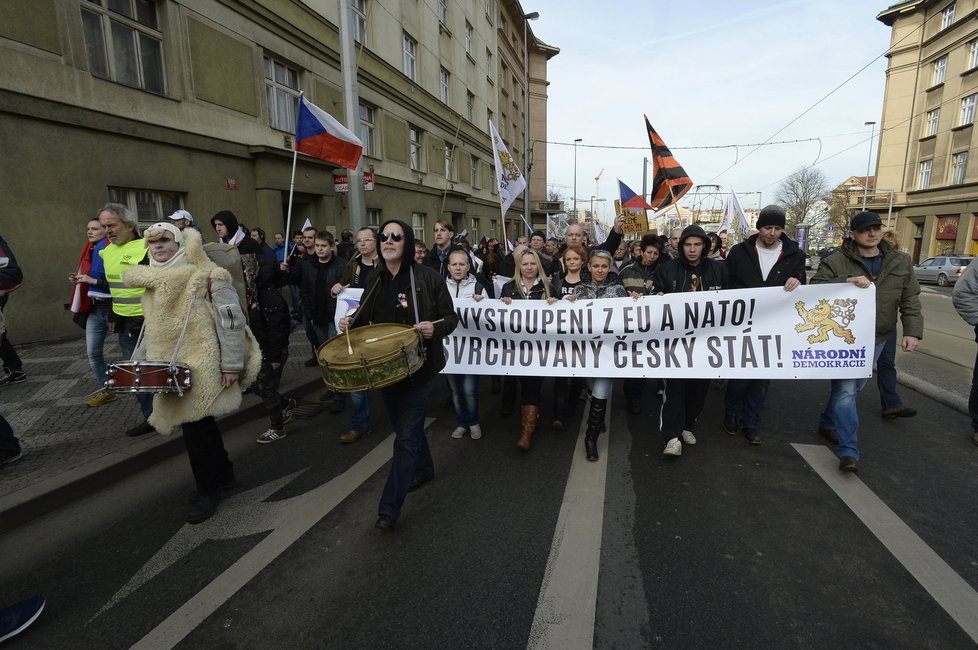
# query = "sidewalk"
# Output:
<box><xmin>0</xmin><ymin>330</ymin><xmax>323</xmax><ymax>533</ymax></box>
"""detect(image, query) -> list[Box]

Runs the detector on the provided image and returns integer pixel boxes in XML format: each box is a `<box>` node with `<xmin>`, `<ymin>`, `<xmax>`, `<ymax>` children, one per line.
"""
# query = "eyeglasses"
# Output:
<box><xmin>356</xmin><ymin>237</ymin><xmax>375</xmax><ymax>243</ymax></box>
<box><xmin>379</xmin><ymin>232</ymin><xmax>403</xmax><ymax>242</ymax></box>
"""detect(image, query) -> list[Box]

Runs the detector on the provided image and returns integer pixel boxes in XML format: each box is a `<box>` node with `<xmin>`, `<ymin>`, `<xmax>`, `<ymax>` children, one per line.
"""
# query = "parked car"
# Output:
<box><xmin>914</xmin><ymin>255</ymin><xmax>974</xmax><ymax>286</ymax></box>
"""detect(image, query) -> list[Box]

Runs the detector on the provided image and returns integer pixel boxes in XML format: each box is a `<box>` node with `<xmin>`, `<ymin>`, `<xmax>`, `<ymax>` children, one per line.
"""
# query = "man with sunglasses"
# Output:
<box><xmin>812</xmin><ymin>211</ymin><xmax>922</xmax><ymax>473</ymax></box>
<box><xmin>339</xmin><ymin>220</ymin><xmax>458</xmax><ymax>532</ymax></box>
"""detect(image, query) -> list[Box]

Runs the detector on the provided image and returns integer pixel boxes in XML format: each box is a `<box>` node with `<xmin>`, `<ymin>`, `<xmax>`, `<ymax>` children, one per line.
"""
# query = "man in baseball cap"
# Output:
<box><xmin>166</xmin><ymin>209</ymin><xmax>194</xmax><ymax>230</ymax></box>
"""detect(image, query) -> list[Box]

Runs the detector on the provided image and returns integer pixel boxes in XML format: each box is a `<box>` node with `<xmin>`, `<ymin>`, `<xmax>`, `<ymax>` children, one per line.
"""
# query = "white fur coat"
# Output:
<box><xmin>124</xmin><ymin>229</ymin><xmax>261</xmax><ymax>435</ymax></box>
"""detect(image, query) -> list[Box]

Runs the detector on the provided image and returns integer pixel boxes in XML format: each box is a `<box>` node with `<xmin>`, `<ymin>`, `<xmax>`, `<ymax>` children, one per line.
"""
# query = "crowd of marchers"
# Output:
<box><xmin>3</xmin><ymin>203</ymin><xmax>978</xmax><ymax>530</ymax></box>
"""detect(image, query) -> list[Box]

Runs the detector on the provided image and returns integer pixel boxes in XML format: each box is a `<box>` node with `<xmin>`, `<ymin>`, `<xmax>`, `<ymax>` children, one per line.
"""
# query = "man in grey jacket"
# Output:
<box><xmin>952</xmin><ymin>257</ymin><xmax>978</xmax><ymax>447</ymax></box>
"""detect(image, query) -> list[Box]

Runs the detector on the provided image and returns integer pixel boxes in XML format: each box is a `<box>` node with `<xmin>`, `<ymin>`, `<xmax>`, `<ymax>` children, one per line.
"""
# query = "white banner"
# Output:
<box><xmin>442</xmin><ymin>284</ymin><xmax>876</xmax><ymax>379</ymax></box>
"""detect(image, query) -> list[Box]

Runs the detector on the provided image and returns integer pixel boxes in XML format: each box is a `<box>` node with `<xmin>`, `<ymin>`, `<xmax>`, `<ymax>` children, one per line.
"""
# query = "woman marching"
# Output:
<box><xmin>550</xmin><ymin>245</ymin><xmax>587</xmax><ymax>429</ymax></box>
<box><xmin>500</xmin><ymin>248</ymin><xmax>558</xmax><ymax>450</ymax></box>
<box><xmin>444</xmin><ymin>249</ymin><xmax>488</xmax><ymax>440</ymax></box>
<box><xmin>564</xmin><ymin>249</ymin><xmax>629</xmax><ymax>461</ymax></box>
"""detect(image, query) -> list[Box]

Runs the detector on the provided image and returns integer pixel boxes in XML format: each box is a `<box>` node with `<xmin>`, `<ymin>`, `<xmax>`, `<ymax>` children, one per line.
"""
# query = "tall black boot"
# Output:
<box><xmin>584</xmin><ymin>397</ymin><xmax>607</xmax><ymax>461</ymax></box>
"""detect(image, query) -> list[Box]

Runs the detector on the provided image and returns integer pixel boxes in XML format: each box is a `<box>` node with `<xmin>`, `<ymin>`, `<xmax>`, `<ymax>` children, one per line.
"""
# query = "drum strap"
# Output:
<box><xmin>409</xmin><ymin>267</ymin><xmax>421</xmax><ymax>325</ymax></box>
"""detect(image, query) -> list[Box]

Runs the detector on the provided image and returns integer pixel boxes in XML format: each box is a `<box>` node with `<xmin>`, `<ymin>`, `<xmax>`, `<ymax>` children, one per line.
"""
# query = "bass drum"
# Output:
<box><xmin>318</xmin><ymin>323</ymin><xmax>424</xmax><ymax>393</ymax></box>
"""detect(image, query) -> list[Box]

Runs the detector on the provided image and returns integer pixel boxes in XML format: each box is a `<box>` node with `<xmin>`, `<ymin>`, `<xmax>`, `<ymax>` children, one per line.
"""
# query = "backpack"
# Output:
<box><xmin>202</xmin><ymin>242</ymin><xmax>257</xmax><ymax>322</ymax></box>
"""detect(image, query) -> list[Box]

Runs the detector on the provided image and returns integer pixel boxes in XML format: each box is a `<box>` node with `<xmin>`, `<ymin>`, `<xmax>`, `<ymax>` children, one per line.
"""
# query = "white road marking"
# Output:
<box><xmin>793</xmin><ymin>444</ymin><xmax>978</xmax><ymax>644</ymax></box>
<box><xmin>130</xmin><ymin>417</ymin><xmax>434</xmax><ymax>648</ymax></box>
<box><xmin>528</xmin><ymin>400</ymin><xmax>609</xmax><ymax>650</ymax></box>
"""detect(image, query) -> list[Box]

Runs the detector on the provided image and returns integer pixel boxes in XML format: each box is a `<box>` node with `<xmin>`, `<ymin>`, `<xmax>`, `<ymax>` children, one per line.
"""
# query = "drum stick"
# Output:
<box><xmin>345</xmin><ymin>327</ymin><xmax>353</xmax><ymax>355</ymax></box>
<box><xmin>364</xmin><ymin>319</ymin><xmax>445</xmax><ymax>344</ymax></box>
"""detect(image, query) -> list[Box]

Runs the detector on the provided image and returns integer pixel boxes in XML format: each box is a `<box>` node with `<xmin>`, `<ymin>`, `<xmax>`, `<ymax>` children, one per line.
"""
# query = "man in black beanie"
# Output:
<box><xmin>722</xmin><ymin>205</ymin><xmax>807</xmax><ymax>444</ymax></box>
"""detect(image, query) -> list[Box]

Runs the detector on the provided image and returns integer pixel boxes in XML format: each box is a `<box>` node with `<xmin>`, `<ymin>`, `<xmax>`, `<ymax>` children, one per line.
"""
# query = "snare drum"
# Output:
<box><xmin>105</xmin><ymin>361</ymin><xmax>192</xmax><ymax>395</ymax></box>
<box><xmin>318</xmin><ymin>323</ymin><xmax>424</xmax><ymax>392</ymax></box>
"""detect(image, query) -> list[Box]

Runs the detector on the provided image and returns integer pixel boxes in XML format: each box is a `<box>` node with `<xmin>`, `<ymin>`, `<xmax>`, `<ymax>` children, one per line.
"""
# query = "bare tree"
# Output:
<box><xmin>826</xmin><ymin>184</ymin><xmax>858</xmax><ymax>230</ymax></box>
<box><xmin>547</xmin><ymin>186</ymin><xmax>566</xmax><ymax>203</ymax></box>
<box><xmin>774</xmin><ymin>167</ymin><xmax>830</xmax><ymax>231</ymax></box>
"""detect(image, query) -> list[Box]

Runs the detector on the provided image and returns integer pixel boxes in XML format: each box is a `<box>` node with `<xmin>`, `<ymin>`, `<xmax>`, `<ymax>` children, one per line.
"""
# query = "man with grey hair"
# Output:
<box><xmin>98</xmin><ymin>203</ymin><xmax>154</xmax><ymax>437</ymax></box>
<box><xmin>665</xmin><ymin>227</ymin><xmax>681</xmax><ymax>259</ymax></box>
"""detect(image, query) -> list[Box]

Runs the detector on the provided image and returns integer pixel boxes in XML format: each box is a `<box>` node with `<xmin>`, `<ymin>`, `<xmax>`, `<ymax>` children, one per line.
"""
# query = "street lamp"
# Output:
<box><xmin>863</xmin><ymin>121</ymin><xmax>876</xmax><ymax>210</ymax></box>
<box><xmin>573</xmin><ymin>138</ymin><xmax>582</xmax><ymax>220</ymax></box>
<box><xmin>522</xmin><ymin>11</ymin><xmax>539</xmax><ymax>233</ymax></box>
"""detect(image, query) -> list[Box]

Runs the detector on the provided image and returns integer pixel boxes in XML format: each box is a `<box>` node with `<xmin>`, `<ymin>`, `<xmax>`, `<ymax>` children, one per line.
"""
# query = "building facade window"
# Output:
<box><xmin>108</xmin><ymin>187</ymin><xmax>183</xmax><ymax>228</ymax></box>
<box><xmin>80</xmin><ymin>0</ymin><xmax>165</xmax><ymax>94</ymax></box>
<box><xmin>358</xmin><ymin>103</ymin><xmax>376</xmax><ymax>157</ymax></box>
<box><xmin>353</xmin><ymin>0</ymin><xmax>367</xmax><ymax>44</ymax></box>
<box><xmin>489</xmin><ymin>164</ymin><xmax>497</xmax><ymax>194</ymax></box>
<box><xmin>466</xmin><ymin>91</ymin><xmax>475</xmax><ymax>121</ymax></box>
<box><xmin>919</xmin><ymin>159</ymin><xmax>933</xmax><ymax>189</ymax></box>
<box><xmin>470</xmin><ymin>154</ymin><xmax>479</xmax><ymax>187</ymax></box>
<box><xmin>952</xmin><ymin>151</ymin><xmax>968</xmax><ymax>184</ymax></box>
<box><xmin>440</xmin><ymin>67</ymin><xmax>451</xmax><ymax>104</ymax></box>
<box><xmin>366</xmin><ymin>208</ymin><xmax>381</xmax><ymax>226</ymax></box>
<box><xmin>941</xmin><ymin>3</ymin><xmax>955</xmax><ymax>30</ymax></box>
<box><xmin>486</xmin><ymin>48</ymin><xmax>493</xmax><ymax>83</ymax></box>
<box><xmin>961</xmin><ymin>93</ymin><xmax>977</xmax><ymax>126</ymax></box>
<box><xmin>925</xmin><ymin>108</ymin><xmax>941</xmax><ymax>136</ymax></box>
<box><xmin>444</xmin><ymin>144</ymin><xmax>454</xmax><ymax>180</ymax></box>
<box><xmin>412</xmin><ymin>212</ymin><xmax>426</xmax><ymax>242</ymax></box>
<box><xmin>969</xmin><ymin>40</ymin><xmax>978</xmax><ymax>70</ymax></box>
<box><xmin>438</xmin><ymin>0</ymin><xmax>447</xmax><ymax>24</ymax></box>
<box><xmin>403</xmin><ymin>33</ymin><xmax>417</xmax><ymax>80</ymax></box>
<box><xmin>470</xmin><ymin>217</ymin><xmax>480</xmax><ymax>242</ymax></box>
<box><xmin>465</xmin><ymin>21</ymin><xmax>473</xmax><ymax>55</ymax></box>
<box><xmin>933</xmin><ymin>56</ymin><xmax>947</xmax><ymax>86</ymax></box>
<box><xmin>409</xmin><ymin>126</ymin><xmax>422</xmax><ymax>171</ymax></box>
<box><xmin>485</xmin><ymin>0</ymin><xmax>494</xmax><ymax>24</ymax></box>
<box><xmin>487</xmin><ymin>108</ymin><xmax>493</xmax><ymax>129</ymax></box>
<box><xmin>263</xmin><ymin>55</ymin><xmax>300</xmax><ymax>132</ymax></box>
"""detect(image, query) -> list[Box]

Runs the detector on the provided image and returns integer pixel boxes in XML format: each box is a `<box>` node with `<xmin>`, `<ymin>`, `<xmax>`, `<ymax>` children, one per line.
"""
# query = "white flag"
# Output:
<box><xmin>720</xmin><ymin>190</ymin><xmax>750</xmax><ymax>243</ymax></box>
<box><xmin>301</xmin><ymin>218</ymin><xmax>314</xmax><ymax>232</ymax></box>
<box><xmin>489</xmin><ymin>120</ymin><xmax>527</xmax><ymax>214</ymax></box>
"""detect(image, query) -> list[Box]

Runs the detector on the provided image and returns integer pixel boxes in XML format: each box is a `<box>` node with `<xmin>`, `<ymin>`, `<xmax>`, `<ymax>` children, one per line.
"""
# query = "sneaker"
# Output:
<box><xmin>722</xmin><ymin>414</ymin><xmax>740</xmax><ymax>435</ymax></box>
<box><xmin>86</xmin><ymin>391</ymin><xmax>116</xmax><ymax>407</ymax></box>
<box><xmin>469</xmin><ymin>424</ymin><xmax>482</xmax><ymax>440</ymax></box>
<box><xmin>839</xmin><ymin>456</ymin><xmax>859</xmax><ymax>473</ymax></box>
<box><xmin>0</xmin><ymin>450</ymin><xmax>23</xmax><ymax>466</ymax></box>
<box><xmin>0</xmin><ymin>370</ymin><xmax>26</xmax><ymax>387</ymax></box>
<box><xmin>187</xmin><ymin>491</ymin><xmax>222</xmax><ymax>524</ymax></box>
<box><xmin>744</xmin><ymin>428</ymin><xmax>761</xmax><ymax>445</ymax></box>
<box><xmin>663</xmin><ymin>437</ymin><xmax>682</xmax><ymax>457</ymax></box>
<box><xmin>281</xmin><ymin>398</ymin><xmax>297</xmax><ymax>425</ymax></box>
<box><xmin>451</xmin><ymin>427</ymin><xmax>467</xmax><ymax>439</ymax></box>
<box><xmin>680</xmin><ymin>430</ymin><xmax>697</xmax><ymax>445</ymax></box>
<box><xmin>124</xmin><ymin>420</ymin><xmax>155</xmax><ymax>437</ymax></box>
<box><xmin>257</xmin><ymin>428</ymin><xmax>286</xmax><ymax>444</ymax></box>
<box><xmin>0</xmin><ymin>593</ymin><xmax>45</xmax><ymax>643</ymax></box>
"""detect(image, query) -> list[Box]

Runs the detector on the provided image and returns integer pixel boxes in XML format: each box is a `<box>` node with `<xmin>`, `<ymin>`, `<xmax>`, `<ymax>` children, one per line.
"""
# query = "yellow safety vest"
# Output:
<box><xmin>100</xmin><ymin>239</ymin><xmax>147</xmax><ymax>317</ymax></box>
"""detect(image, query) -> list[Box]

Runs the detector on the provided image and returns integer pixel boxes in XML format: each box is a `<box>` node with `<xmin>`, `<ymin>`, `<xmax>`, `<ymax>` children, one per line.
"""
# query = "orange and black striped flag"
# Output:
<box><xmin>645</xmin><ymin>115</ymin><xmax>693</xmax><ymax>211</ymax></box>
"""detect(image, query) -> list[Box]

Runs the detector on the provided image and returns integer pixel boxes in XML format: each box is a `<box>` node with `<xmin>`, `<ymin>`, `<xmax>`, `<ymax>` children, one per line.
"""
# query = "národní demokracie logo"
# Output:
<box><xmin>793</xmin><ymin>298</ymin><xmax>857</xmax><ymax>344</ymax></box>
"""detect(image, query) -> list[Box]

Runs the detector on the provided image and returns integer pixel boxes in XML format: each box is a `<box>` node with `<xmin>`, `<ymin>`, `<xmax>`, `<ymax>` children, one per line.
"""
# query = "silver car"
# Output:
<box><xmin>914</xmin><ymin>255</ymin><xmax>974</xmax><ymax>286</ymax></box>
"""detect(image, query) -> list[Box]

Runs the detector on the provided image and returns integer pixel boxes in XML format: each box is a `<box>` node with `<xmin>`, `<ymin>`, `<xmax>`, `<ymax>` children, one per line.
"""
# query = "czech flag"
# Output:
<box><xmin>295</xmin><ymin>92</ymin><xmax>364</xmax><ymax>169</ymax></box>
<box><xmin>618</xmin><ymin>180</ymin><xmax>653</xmax><ymax>210</ymax></box>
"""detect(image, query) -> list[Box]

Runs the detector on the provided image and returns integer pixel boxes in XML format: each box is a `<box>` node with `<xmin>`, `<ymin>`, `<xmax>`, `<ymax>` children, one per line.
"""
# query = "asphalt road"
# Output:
<box><xmin>3</xmin><ymin>375</ymin><xmax>977</xmax><ymax>648</ymax></box>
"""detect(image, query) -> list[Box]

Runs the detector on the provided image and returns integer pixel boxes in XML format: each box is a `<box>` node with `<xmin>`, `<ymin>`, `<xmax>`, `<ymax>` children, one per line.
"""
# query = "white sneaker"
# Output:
<box><xmin>451</xmin><ymin>427</ymin><xmax>467</xmax><ymax>439</ymax></box>
<box><xmin>469</xmin><ymin>424</ymin><xmax>482</xmax><ymax>440</ymax></box>
<box><xmin>663</xmin><ymin>437</ymin><xmax>682</xmax><ymax>456</ymax></box>
<box><xmin>680</xmin><ymin>430</ymin><xmax>697</xmax><ymax>445</ymax></box>
<box><xmin>257</xmin><ymin>428</ymin><xmax>286</xmax><ymax>444</ymax></box>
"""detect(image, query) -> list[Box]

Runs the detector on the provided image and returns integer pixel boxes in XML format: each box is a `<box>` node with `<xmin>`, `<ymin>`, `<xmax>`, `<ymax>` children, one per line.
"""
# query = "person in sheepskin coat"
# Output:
<box><xmin>125</xmin><ymin>223</ymin><xmax>260</xmax><ymax>524</ymax></box>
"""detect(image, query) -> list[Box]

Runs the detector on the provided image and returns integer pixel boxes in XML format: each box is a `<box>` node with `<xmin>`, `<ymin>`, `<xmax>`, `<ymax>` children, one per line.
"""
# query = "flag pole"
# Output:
<box><xmin>284</xmin><ymin>146</ymin><xmax>299</xmax><ymax>258</ymax></box>
<box><xmin>500</xmin><ymin>202</ymin><xmax>509</xmax><ymax>254</ymax></box>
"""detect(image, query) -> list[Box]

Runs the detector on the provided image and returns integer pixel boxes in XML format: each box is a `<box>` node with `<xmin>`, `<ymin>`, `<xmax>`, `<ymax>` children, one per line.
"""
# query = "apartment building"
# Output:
<box><xmin>875</xmin><ymin>0</ymin><xmax>978</xmax><ymax>261</ymax></box>
<box><xmin>0</xmin><ymin>0</ymin><xmax>556</xmax><ymax>341</ymax></box>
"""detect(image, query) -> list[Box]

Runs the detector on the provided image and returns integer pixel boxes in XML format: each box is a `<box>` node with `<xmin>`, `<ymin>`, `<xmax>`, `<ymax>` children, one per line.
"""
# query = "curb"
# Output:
<box><xmin>0</xmin><ymin>375</ymin><xmax>325</xmax><ymax>535</ymax></box>
<box><xmin>897</xmin><ymin>370</ymin><xmax>969</xmax><ymax>416</ymax></box>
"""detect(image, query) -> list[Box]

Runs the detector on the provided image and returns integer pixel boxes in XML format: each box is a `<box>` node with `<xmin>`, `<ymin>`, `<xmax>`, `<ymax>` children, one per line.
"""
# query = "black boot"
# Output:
<box><xmin>584</xmin><ymin>397</ymin><xmax>607</xmax><ymax>461</ymax></box>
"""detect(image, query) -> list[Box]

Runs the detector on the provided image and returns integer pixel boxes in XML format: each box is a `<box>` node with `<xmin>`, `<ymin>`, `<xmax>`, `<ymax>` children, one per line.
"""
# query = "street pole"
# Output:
<box><xmin>573</xmin><ymin>138</ymin><xmax>582</xmax><ymax>222</ymax></box>
<box><xmin>522</xmin><ymin>12</ymin><xmax>539</xmax><ymax>234</ymax></box>
<box><xmin>642</xmin><ymin>157</ymin><xmax>648</xmax><ymax>201</ymax></box>
<box><xmin>863</xmin><ymin>121</ymin><xmax>876</xmax><ymax>211</ymax></box>
<box><xmin>338</xmin><ymin>0</ymin><xmax>365</xmax><ymax>230</ymax></box>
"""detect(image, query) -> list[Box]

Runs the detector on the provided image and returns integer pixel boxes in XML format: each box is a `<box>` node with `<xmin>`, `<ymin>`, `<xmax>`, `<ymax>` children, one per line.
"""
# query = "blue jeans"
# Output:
<box><xmin>447</xmin><ymin>374</ymin><xmax>479</xmax><ymax>427</ymax></box>
<box><xmin>117</xmin><ymin>316</ymin><xmax>153</xmax><ymax>419</ymax></box>
<box><xmin>306</xmin><ymin>318</ymin><xmax>335</xmax><ymax>349</ymax></box>
<box><xmin>86</xmin><ymin>306</ymin><xmax>111</xmax><ymax>386</ymax></box>
<box><xmin>587</xmin><ymin>377</ymin><xmax>612</xmax><ymax>400</ymax></box>
<box><xmin>819</xmin><ymin>340</ymin><xmax>887</xmax><ymax>460</ymax></box>
<box><xmin>724</xmin><ymin>378</ymin><xmax>771</xmax><ymax>429</ymax></box>
<box><xmin>876</xmin><ymin>329</ymin><xmax>902</xmax><ymax>409</ymax></box>
<box><xmin>350</xmin><ymin>390</ymin><xmax>370</xmax><ymax>433</ymax></box>
<box><xmin>379</xmin><ymin>379</ymin><xmax>434</xmax><ymax>522</ymax></box>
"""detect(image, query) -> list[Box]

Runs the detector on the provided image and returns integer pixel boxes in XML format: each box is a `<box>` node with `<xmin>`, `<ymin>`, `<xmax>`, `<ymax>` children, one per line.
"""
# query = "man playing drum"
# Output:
<box><xmin>339</xmin><ymin>219</ymin><xmax>458</xmax><ymax>532</ymax></box>
<box><xmin>124</xmin><ymin>223</ymin><xmax>260</xmax><ymax>524</ymax></box>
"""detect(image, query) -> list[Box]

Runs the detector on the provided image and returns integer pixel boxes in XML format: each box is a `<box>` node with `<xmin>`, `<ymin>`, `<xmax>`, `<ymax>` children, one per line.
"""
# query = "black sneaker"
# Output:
<box><xmin>281</xmin><ymin>398</ymin><xmax>297</xmax><ymax>425</ymax></box>
<box><xmin>187</xmin><ymin>491</ymin><xmax>222</xmax><ymax>524</ymax></box>
<box><xmin>722</xmin><ymin>414</ymin><xmax>740</xmax><ymax>435</ymax></box>
<box><xmin>0</xmin><ymin>593</ymin><xmax>45</xmax><ymax>643</ymax></box>
<box><xmin>0</xmin><ymin>370</ymin><xmax>26</xmax><ymax>387</ymax></box>
<box><xmin>743</xmin><ymin>428</ymin><xmax>761</xmax><ymax>445</ymax></box>
<box><xmin>125</xmin><ymin>420</ymin><xmax>155</xmax><ymax>437</ymax></box>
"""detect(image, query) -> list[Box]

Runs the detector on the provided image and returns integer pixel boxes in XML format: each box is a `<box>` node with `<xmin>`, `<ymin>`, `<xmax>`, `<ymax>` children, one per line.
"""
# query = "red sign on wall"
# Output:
<box><xmin>936</xmin><ymin>216</ymin><xmax>959</xmax><ymax>240</ymax></box>
<box><xmin>225</xmin><ymin>177</ymin><xmax>238</xmax><ymax>190</ymax></box>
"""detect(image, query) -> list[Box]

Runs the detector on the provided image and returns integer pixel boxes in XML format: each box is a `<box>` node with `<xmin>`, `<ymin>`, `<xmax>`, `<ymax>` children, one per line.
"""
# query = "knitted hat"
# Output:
<box><xmin>756</xmin><ymin>205</ymin><xmax>786</xmax><ymax>229</ymax></box>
